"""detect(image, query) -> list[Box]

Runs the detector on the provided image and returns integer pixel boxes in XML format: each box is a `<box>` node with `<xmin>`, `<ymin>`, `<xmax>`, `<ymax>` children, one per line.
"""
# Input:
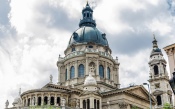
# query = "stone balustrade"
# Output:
<box><xmin>58</xmin><ymin>48</ymin><xmax>114</xmax><ymax>62</ymax></box>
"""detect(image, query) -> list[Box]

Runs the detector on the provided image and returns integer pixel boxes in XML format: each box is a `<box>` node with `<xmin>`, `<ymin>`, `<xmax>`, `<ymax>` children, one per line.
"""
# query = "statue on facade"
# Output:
<box><xmin>61</xmin><ymin>98</ymin><xmax>66</xmax><ymax>107</ymax></box>
<box><xmin>50</xmin><ymin>74</ymin><xmax>53</xmax><ymax>83</ymax></box>
<box><xmin>76</xmin><ymin>99</ymin><xmax>80</xmax><ymax>108</ymax></box>
<box><xmin>5</xmin><ymin>100</ymin><xmax>9</xmax><ymax>108</ymax></box>
<box><xmin>89</xmin><ymin>65</ymin><xmax>95</xmax><ymax>75</ymax></box>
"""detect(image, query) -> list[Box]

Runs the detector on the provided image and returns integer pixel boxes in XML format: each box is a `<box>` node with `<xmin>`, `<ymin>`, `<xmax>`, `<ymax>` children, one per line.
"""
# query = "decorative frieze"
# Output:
<box><xmin>118</xmin><ymin>102</ymin><xmax>128</xmax><ymax>109</ymax></box>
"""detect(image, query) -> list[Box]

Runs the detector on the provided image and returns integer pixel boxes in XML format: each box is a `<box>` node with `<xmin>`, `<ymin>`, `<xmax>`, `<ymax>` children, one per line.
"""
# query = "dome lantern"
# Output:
<box><xmin>150</xmin><ymin>34</ymin><xmax>163</xmax><ymax>57</ymax></box>
<box><xmin>79</xmin><ymin>2</ymin><xmax>96</xmax><ymax>27</ymax></box>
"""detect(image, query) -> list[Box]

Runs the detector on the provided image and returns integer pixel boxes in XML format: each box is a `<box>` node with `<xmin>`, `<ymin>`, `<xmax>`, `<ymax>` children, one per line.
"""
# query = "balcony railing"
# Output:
<box><xmin>58</xmin><ymin>48</ymin><xmax>114</xmax><ymax>62</ymax></box>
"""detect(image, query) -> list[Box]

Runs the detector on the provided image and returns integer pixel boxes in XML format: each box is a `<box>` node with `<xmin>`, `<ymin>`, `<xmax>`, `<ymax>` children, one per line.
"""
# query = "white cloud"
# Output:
<box><xmin>148</xmin><ymin>19</ymin><xmax>172</xmax><ymax>35</ymax></box>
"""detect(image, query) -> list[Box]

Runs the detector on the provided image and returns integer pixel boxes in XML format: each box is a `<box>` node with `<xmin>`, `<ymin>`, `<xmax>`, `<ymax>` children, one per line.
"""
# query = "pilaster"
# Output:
<box><xmin>67</xmin><ymin>65</ymin><xmax>70</xmax><ymax>80</ymax></box>
<box><xmin>75</xmin><ymin>60</ymin><xmax>78</xmax><ymax>78</ymax></box>
<box><xmin>86</xmin><ymin>57</ymin><xmax>89</xmax><ymax>76</ymax></box>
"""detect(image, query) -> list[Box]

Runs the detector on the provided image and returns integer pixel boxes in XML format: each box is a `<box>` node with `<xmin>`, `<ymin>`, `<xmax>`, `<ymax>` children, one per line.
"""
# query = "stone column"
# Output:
<box><xmin>117</xmin><ymin>67</ymin><xmax>120</xmax><ymax>88</ymax></box>
<box><xmin>90</xmin><ymin>97</ymin><xmax>94</xmax><ymax>109</ymax></box>
<box><xmin>80</xmin><ymin>99</ymin><xmax>83</xmax><ymax>109</ymax></box>
<box><xmin>100</xmin><ymin>99</ymin><xmax>102</xmax><ymax>109</ymax></box>
<box><xmin>105</xmin><ymin>62</ymin><xmax>107</xmax><ymax>79</ymax></box>
<box><xmin>58</xmin><ymin>66</ymin><xmax>61</xmax><ymax>84</ymax></box>
<box><xmin>96</xmin><ymin>59</ymin><xmax>99</xmax><ymax>75</ymax></box>
<box><xmin>35</xmin><ymin>94</ymin><xmax>37</xmax><ymax>106</ymax></box>
<box><xmin>41</xmin><ymin>94</ymin><xmax>44</xmax><ymax>106</ymax></box>
<box><xmin>48</xmin><ymin>94</ymin><xmax>51</xmax><ymax>105</ymax></box>
<box><xmin>30</xmin><ymin>95</ymin><xmax>32</xmax><ymax>106</ymax></box>
<box><xmin>75</xmin><ymin>60</ymin><xmax>78</xmax><ymax>78</ymax></box>
<box><xmin>54</xmin><ymin>95</ymin><xmax>57</xmax><ymax>106</ymax></box>
<box><xmin>86</xmin><ymin>57</ymin><xmax>89</xmax><ymax>76</ymax></box>
<box><xmin>26</xmin><ymin>97</ymin><xmax>28</xmax><ymax>106</ymax></box>
<box><xmin>67</xmin><ymin>65</ymin><xmax>70</xmax><ymax>80</ymax></box>
<box><xmin>150</xmin><ymin>66</ymin><xmax>154</xmax><ymax>79</ymax></box>
<box><xmin>110</xmin><ymin>66</ymin><xmax>113</xmax><ymax>80</ymax></box>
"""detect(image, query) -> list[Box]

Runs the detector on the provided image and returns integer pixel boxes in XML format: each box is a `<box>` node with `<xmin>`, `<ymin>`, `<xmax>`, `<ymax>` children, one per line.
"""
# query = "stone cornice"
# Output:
<box><xmin>101</xmin><ymin>85</ymin><xmax>156</xmax><ymax>105</ymax></box>
<box><xmin>148</xmin><ymin>76</ymin><xmax>169</xmax><ymax>82</ymax></box>
<box><xmin>163</xmin><ymin>43</ymin><xmax>175</xmax><ymax>55</ymax></box>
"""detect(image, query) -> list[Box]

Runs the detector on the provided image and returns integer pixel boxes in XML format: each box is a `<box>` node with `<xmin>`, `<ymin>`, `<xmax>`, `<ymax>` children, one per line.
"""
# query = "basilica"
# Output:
<box><xmin>5</xmin><ymin>2</ymin><xmax>173</xmax><ymax>109</ymax></box>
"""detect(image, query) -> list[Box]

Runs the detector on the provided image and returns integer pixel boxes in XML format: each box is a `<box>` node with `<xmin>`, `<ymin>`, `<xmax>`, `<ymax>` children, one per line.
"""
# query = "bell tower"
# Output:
<box><xmin>148</xmin><ymin>35</ymin><xmax>173</xmax><ymax>108</ymax></box>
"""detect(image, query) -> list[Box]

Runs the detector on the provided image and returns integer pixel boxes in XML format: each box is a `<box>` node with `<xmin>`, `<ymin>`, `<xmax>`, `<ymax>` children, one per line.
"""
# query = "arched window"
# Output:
<box><xmin>44</xmin><ymin>97</ymin><xmax>48</xmax><ymax>105</ymax></box>
<box><xmin>33</xmin><ymin>97</ymin><xmax>36</xmax><ymax>105</ymax></box>
<box><xmin>50</xmin><ymin>97</ymin><xmax>54</xmax><ymax>105</ymax></box>
<box><xmin>97</xmin><ymin>100</ymin><xmax>100</xmax><ymax>109</ymax></box>
<box><xmin>94</xmin><ymin>99</ymin><xmax>96</xmax><ymax>109</ymax></box>
<box><xmin>65</xmin><ymin>69</ymin><xmax>67</xmax><ymax>80</ymax></box>
<box><xmin>84</xmin><ymin>13</ymin><xmax>86</xmax><ymax>18</ymax></box>
<box><xmin>157</xmin><ymin>95</ymin><xmax>162</xmax><ymax>105</ymax></box>
<box><xmin>78</xmin><ymin>64</ymin><xmax>84</xmax><ymax>77</ymax></box>
<box><xmin>37</xmin><ymin>97</ymin><xmax>41</xmax><ymax>106</ymax></box>
<box><xmin>83</xmin><ymin>100</ymin><xmax>86</xmax><ymax>109</ymax></box>
<box><xmin>57</xmin><ymin>97</ymin><xmax>60</xmax><ymax>106</ymax></box>
<box><xmin>28</xmin><ymin>98</ymin><xmax>30</xmax><ymax>106</ymax></box>
<box><xmin>99</xmin><ymin>65</ymin><xmax>104</xmax><ymax>78</ymax></box>
<box><xmin>154</xmin><ymin>65</ymin><xmax>159</xmax><ymax>75</ymax></box>
<box><xmin>107</xmin><ymin>67</ymin><xmax>110</xmax><ymax>79</ymax></box>
<box><xmin>87</xmin><ymin>99</ymin><xmax>90</xmax><ymax>109</ymax></box>
<box><xmin>87</xmin><ymin>13</ymin><xmax>89</xmax><ymax>17</ymax></box>
<box><xmin>70</xmin><ymin>66</ymin><xmax>75</xmax><ymax>79</ymax></box>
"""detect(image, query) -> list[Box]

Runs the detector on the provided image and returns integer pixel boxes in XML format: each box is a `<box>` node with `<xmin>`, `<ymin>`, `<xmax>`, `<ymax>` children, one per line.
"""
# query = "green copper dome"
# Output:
<box><xmin>68</xmin><ymin>26</ymin><xmax>109</xmax><ymax>47</ymax></box>
<box><xmin>68</xmin><ymin>2</ymin><xmax>109</xmax><ymax>47</ymax></box>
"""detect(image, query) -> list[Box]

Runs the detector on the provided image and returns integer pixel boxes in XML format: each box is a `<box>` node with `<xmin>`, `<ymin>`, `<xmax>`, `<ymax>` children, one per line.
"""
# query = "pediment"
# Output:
<box><xmin>126</xmin><ymin>86</ymin><xmax>156</xmax><ymax>104</ymax></box>
<box><xmin>128</xmin><ymin>87</ymin><xmax>148</xmax><ymax>100</ymax></box>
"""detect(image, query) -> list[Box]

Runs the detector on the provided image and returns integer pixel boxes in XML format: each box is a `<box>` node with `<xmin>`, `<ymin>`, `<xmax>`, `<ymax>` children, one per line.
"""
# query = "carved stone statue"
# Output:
<box><xmin>50</xmin><ymin>74</ymin><xmax>53</xmax><ymax>83</ymax></box>
<box><xmin>5</xmin><ymin>100</ymin><xmax>9</xmax><ymax>108</ymax></box>
<box><xmin>76</xmin><ymin>99</ymin><xmax>80</xmax><ymax>108</ymax></box>
<box><xmin>89</xmin><ymin>65</ymin><xmax>95</xmax><ymax>75</ymax></box>
<box><xmin>61</xmin><ymin>98</ymin><xmax>66</xmax><ymax>107</ymax></box>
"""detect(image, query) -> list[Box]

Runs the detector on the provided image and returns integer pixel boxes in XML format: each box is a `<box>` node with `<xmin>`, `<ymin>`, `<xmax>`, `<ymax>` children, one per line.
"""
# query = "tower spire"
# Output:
<box><xmin>152</xmin><ymin>33</ymin><xmax>158</xmax><ymax>48</ymax></box>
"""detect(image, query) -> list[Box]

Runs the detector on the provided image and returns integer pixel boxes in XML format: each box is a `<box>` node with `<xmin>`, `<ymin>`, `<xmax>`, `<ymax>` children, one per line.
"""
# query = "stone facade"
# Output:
<box><xmin>148</xmin><ymin>37</ymin><xmax>173</xmax><ymax>108</ymax></box>
<box><xmin>5</xmin><ymin>2</ymin><xmax>157</xmax><ymax>109</ymax></box>
<box><xmin>164</xmin><ymin>43</ymin><xmax>175</xmax><ymax>77</ymax></box>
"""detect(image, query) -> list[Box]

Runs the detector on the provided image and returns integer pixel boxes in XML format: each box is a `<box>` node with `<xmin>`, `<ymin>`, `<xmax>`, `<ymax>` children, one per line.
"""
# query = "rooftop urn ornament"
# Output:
<box><xmin>50</xmin><ymin>74</ymin><xmax>53</xmax><ymax>83</ymax></box>
<box><xmin>5</xmin><ymin>100</ymin><xmax>9</xmax><ymax>108</ymax></box>
<box><xmin>169</xmin><ymin>68</ymin><xmax>175</xmax><ymax>94</ymax></box>
<box><xmin>19</xmin><ymin>88</ymin><xmax>21</xmax><ymax>96</ymax></box>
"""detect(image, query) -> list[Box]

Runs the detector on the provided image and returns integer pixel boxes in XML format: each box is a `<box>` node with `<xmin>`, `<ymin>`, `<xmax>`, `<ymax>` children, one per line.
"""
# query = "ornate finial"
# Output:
<box><xmin>152</xmin><ymin>33</ymin><xmax>158</xmax><ymax>48</ymax></box>
<box><xmin>153</xmin><ymin>33</ymin><xmax>156</xmax><ymax>40</ymax></box>
<box><xmin>19</xmin><ymin>88</ymin><xmax>21</xmax><ymax>96</ymax></box>
<box><xmin>5</xmin><ymin>100</ymin><xmax>9</xmax><ymax>108</ymax></box>
<box><xmin>50</xmin><ymin>74</ymin><xmax>53</xmax><ymax>83</ymax></box>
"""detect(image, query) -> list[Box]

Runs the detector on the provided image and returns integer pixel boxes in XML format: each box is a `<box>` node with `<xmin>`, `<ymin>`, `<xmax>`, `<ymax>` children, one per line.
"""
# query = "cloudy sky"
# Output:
<box><xmin>0</xmin><ymin>0</ymin><xmax>175</xmax><ymax>108</ymax></box>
